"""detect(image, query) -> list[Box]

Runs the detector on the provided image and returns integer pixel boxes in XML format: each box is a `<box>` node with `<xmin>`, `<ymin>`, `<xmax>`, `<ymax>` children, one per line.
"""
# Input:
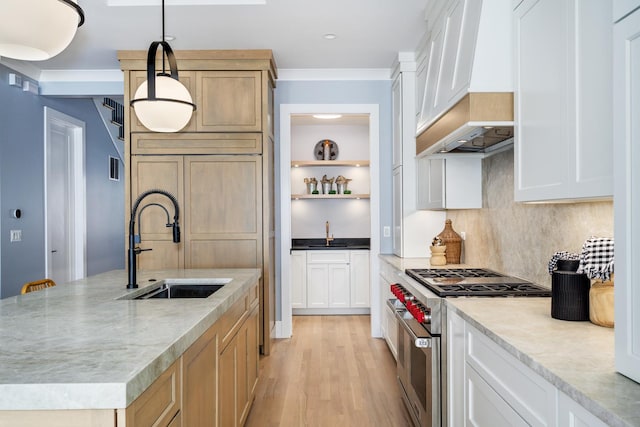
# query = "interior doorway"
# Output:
<box><xmin>279</xmin><ymin>104</ymin><xmax>381</xmax><ymax>339</ymax></box>
<box><xmin>44</xmin><ymin>107</ymin><xmax>87</xmax><ymax>284</ymax></box>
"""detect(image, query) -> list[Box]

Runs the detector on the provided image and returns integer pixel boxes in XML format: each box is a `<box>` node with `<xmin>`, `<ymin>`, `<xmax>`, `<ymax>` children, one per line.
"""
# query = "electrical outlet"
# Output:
<box><xmin>383</xmin><ymin>226</ymin><xmax>391</xmax><ymax>237</ymax></box>
<box><xmin>10</xmin><ymin>230</ymin><xmax>22</xmax><ymax>242</ymax></box>
<box><xmin>460</xmin><ymin>231</ymin><xmax>466</xmax><ymax>240</ymax></box>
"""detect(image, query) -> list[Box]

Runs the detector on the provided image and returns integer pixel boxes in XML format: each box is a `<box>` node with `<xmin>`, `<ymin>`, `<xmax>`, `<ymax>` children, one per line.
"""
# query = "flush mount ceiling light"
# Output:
<box><xmin>323</xmin><ymin>33</ymin><xmax>337</xmax><ymax>40</ymax></box>
<box><xmin>130</xmin><ymin>0</ymin><xmax>196</xmax><ymax>133</ymax></box>
<box><xmin>0</xmin><ymin>0</ymin><xmax>85</xmax><ymax>61</ymax></box>
<box><xmin>313</xmin><ymin>114</ymin><xmax>342</xmax><ymax>120</ymax></box>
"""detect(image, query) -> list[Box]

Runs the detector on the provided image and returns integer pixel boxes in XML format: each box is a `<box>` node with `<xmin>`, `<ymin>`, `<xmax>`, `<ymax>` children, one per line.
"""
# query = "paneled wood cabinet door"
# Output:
<box><xmin>182</xmin><ymin>324</ymin><xmax>218</xmax><ymax>427</ymax></box>
<box><xmin>130</xmin><ymin>155</ymin><xmax>185</xmax><ymax>270</ymax></box>
<box><xmin>195</xmin><ymin>71</ymin><xmax>262</xmax><ymax>132</ymax></box>
<box><xmin>128</xmin><ymin>70</ymin><xmax>197</xmax><ymax>133</ymax></box>
<box><xmin>184</xmin><ymin>155</ymin><xmax>262</xmax><ymax>269</ymax></box>
<box><xmin>290</xmin><ymin>251</ymin><xmax>307</xmax><ymax>308</ymax></box>
<box><xmin>219</xmin><ymin>335</ymin><xmax>237</xmax><ymax>427</ymax></box>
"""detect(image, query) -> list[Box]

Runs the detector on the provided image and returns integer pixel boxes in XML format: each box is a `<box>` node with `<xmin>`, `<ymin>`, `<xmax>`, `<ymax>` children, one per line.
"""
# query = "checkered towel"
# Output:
<box><xmin>547</xmin><ymin>251</ymin><xmax>580</xmax><ymax>275</ymax></box>
<box><xmin>577</xmin><ymin>237</ymin><xmax>614</xmax><ymax>281</ymax></box>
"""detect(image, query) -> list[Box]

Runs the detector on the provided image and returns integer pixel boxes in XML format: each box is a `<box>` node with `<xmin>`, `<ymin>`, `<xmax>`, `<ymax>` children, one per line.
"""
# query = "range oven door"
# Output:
<box><xmin>395</xmin><ymin>309</ymin><xmax>441</xmax><ymax>427</ymax></box>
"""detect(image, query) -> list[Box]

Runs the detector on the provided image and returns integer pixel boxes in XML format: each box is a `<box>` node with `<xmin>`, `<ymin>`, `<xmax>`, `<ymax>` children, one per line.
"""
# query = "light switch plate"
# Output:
<box><xmin>383</xmin><ymin>226</ymin><xmax>391</xmax><ymax>237</ymax></box>
<box><xmin>10</xmin><ymin>230</ymin><xmax>22</xmax><ymax>242</ymax></box>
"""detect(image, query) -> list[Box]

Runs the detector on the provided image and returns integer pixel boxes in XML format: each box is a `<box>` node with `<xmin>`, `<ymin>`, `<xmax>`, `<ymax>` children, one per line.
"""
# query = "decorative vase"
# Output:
<box><xmin>551</xmin><ymin>259</ymin><xmax>590</xmax><ymax>321</ymax></box>
<box><xmin>430</xmin><ymin>245</ymin><xmax>447</xmax><ymax>266</ymax></box>
<box><xmin>437</xmin><ymin>220</ymin><xmax>462</xmax><ymax>264</ymax></box>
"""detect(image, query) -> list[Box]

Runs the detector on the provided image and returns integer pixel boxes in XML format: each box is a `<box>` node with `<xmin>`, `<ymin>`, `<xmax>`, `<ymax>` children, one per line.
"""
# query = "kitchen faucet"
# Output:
<box><xmin>325</xmin><ymin>221</ymin><xmax>334</xmax><ymax>246</ymax></box>
<box><xmin>127</xmin><ymin>189</ymin><xmax>180</xmax><ymax>289</ymax></box>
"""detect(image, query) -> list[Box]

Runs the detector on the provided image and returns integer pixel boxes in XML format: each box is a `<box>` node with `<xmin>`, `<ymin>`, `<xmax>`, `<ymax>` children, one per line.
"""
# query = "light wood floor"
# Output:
<box><xmin>245</xmin><ymin>315</ymin><xmax>413</xmax><ymax>427</ymax></box>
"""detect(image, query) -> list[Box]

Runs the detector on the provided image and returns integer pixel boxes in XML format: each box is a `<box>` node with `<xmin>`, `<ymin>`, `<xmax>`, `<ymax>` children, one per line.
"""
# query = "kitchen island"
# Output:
<box><xmin>0</xmin><ymin>268</ymin><xmax>260</xmax><ymax>426</ymax></box>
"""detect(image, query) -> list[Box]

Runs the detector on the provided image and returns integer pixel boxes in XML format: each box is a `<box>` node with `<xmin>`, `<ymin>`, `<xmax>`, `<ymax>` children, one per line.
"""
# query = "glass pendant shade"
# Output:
<box><xmin>133</xmin><ymin>76</ymin><xmax>194</xmax><ymax>133</ymax></box>
<box><xmin>130</xmin><ymin>40</ymin><xmax>196</xmax><ymax>133</ymax></box>
<box><xmin>0</xmin><ymin>0</ymin><xmax>85</xmax><ymax>61</ymax></box>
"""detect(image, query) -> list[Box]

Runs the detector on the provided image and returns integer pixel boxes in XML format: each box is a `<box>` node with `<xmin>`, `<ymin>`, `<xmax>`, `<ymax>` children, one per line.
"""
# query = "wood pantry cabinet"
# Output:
<box><xmin>119</xmin><ymin>50</ymin><xmax>277</xmax><ymax>355</ymax></box>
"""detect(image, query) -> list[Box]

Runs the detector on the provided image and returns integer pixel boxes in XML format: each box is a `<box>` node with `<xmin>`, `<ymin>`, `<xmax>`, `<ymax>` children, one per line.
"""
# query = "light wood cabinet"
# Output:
<box><xmin>219</xmin><ymin>302</ymin><xmax>259</xmax><ymax>427</ymax></box>
<box><xmin>513</xmin><ymin>0</ymin><xmax>612</xmax><ymax>202</ymax></box>
<box><xmin>130</xmin><ymin>155</ymin><xmax>184</xmax><ymax>270</ymax></box>
<box><xmin>184</xmin><ymin>155</ymin><xmax>262</xmax><ymax>269</ymax></box>
<box><xmin>123</xmin><ymin>360</ymin><xmax>181</xmax><ymax>427</ymax></box>
<box><xmin>182</xmin><ymin>322</ymin><xmax>218</xmax><ymax>427</ymax></box>
<box><xmin>195</xmin><ymin>71</ymin><xmax>262</xmax><ymax>132</ymax></box>
<box><xmin>119</xmin><ymin>50</ymin><xmax>277</xmax><ymax>355</ymax></box>
<box><xmin>614</xmin><ymin>5</ymin><xmax>640</xmax><ymax>384</ymax></box>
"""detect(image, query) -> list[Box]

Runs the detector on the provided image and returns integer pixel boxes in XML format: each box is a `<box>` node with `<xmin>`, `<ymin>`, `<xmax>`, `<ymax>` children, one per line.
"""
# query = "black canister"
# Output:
<box><xmin>551</xmin><ymin>259</ymin><xmax>590</xmax><ymax>321</ymax></box>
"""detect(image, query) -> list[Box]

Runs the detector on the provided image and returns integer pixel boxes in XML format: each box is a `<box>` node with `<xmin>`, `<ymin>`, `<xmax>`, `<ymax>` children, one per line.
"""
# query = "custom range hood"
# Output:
<box><xmin>416</xmin><ymin>92</ymin><xmax>514</xmax><ymax>156</ymax></box>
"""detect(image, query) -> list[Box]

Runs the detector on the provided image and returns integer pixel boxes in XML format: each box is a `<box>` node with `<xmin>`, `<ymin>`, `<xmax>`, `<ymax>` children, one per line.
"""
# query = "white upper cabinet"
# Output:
<box><xmin>417</xmin><ymin>155</ymin><xmax>483</xmax><ymax>210</ymax></box>
<box><xmin>514</xmin><ymin>0</ymin><xmax>613</xmax><ymax>202</ymax></box>
<box><xmin>613</xmin><ymin>0</ymin><xmax>640</xmax><ymax>21</ymax></box>
<box><xmin>614</xmin><ymin>4</ymin><xmax>640</xmax><ymax>385</ymax></box>
<box><xmin>416</xmin><ymin>0</ymin><xmax>513</xmax><ymax>135</ymax></box>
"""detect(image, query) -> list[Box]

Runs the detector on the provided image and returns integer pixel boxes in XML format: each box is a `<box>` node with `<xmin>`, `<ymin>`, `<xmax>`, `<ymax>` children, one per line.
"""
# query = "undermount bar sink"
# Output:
<box><xmin>118</xmin><ymin>278</ymin><xmax>231</xmax><ymax>300</ymax></box>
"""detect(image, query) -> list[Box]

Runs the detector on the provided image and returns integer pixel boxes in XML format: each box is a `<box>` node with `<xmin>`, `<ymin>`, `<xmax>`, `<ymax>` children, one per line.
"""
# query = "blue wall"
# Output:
<box><xmin>0</xmin><ymin>64</ymin><xmax>124</xmax><ymax>298</ymax></box>
<box><xmin>274</xmin><ymin>79</ymin><xmax>393</xmax><ymax>319</ymax></box>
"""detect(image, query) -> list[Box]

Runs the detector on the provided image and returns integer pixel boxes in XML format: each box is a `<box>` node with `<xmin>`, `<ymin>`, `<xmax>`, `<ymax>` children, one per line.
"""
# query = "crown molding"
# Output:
<box><xmin>278</xmin><ymin>68</ymin><xmax>391</xmax><ymax>81</ymax></box>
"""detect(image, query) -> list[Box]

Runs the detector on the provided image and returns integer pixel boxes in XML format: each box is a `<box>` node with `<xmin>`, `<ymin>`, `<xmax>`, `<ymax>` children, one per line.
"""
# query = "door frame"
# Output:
<box><xmin>278</xmin><ymin>103</ymin><xmax>381</xmax><ymax>338</ymax></box>
<box><xmin>43</xmin><ymin>107</ymin><xmax>87</xmax><ymax>282</ymax></box>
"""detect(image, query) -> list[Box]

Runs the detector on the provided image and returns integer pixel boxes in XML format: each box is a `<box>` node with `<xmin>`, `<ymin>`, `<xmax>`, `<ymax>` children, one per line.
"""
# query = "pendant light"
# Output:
<box><xmin>0</xmin><ymin>0</ymin><xmax>85</xmax><ymax>61</ymax></box>
<box><xmin>130</xmin><ymin>0</ymin><xmax>196</xmax><ymax>133</ymax></box>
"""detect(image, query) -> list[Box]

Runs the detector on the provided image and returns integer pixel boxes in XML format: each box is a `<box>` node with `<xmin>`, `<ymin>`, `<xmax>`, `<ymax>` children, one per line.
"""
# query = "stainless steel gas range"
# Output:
<box><xmin>388</xmin><ymin>267</ymin><xmax>550</xmax><ymax>427</ymax></box>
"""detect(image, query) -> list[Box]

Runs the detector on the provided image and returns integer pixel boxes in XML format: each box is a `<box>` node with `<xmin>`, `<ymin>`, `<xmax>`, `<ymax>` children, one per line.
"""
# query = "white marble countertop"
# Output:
<box><xmin>0</xmin><ymin>268</ymin><xmax>260</xmax><ymax>411</ymax></box>
<box><xmin>447</xmin><ymin>298</ymin><xmax>640</xmax><ymax>427</ymax></box>
<box><xmin>379</xmin><ymin>254</ymin><xmax>640</xmax><ymax>427</ymax></box>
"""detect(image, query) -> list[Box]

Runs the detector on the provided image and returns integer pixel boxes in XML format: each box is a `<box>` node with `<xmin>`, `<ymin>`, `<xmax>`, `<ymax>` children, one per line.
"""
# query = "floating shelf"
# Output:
<box><xmin>292</xmin><ymin>194</ymin><xmax>370</xmax><ymax>200</ymax></box>
<box><xmin>291</xmin><ymin>160</ymin><xmax>370</xmax><ymax>167</ymax></box>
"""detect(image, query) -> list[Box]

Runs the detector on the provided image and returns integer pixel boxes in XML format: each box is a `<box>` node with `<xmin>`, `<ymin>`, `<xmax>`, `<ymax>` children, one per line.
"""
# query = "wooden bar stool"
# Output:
<box><xmin>21</xmin><ymin>279</ymin><xmax>57</xmax><ymax>294</ymax></box>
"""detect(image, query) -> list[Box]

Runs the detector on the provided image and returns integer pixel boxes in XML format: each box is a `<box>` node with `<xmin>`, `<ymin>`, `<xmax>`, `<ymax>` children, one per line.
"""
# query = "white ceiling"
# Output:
<box><xmin>33</xmin><ymin>0</ymin><xmax>428</xmax><ymax>73</ymax></box>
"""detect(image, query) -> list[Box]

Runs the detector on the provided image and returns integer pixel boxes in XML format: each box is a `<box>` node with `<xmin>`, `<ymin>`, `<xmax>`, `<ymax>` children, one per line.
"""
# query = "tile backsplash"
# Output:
<box><xmin>446</xmin><ymin>147</ymin><xmax>613</xmax><ymax>287</ymax></box>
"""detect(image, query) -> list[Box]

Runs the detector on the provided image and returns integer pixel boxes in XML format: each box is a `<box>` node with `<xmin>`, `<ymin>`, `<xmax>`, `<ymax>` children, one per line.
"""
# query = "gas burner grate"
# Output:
<box><xmin>405</xmin><ymin>268</ymin><xmax>551</xmax><ymax>298</ymax></box>
<box><xmin>406</xmin><ymin>268</ymin><xmax>504</xmax><ymax>280</ymax></box>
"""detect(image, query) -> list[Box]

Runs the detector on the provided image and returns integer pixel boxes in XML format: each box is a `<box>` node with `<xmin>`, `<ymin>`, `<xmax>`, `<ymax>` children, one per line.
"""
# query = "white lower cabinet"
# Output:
<box><xmin>448</xmin><ymin>310</ymin><xmax>609</xmax><ymax>427</ymax></box>
<box><xmin>291</xmin><ymin>250</ymin><xmax>370</xmax><ymax>311</ymax></box>
<box><xmin>290</xmin><ymin>251</ymin><xmax>307</xmax><ymax>309</ymax></box>
<box><xmin>379</xmin><ymin>261</ymin><xmax>398</xmax><ymax>360</ymax></box>
<box><xmin>467</xmin><ymin>365</ymin><xmax>529</xmax><ymax>427</ymax></box>
<box><xmin>557</xmin><ymin>391</ymin><xmax>609</xmax><ymax>427</ymax></box>
<box><xmin>350</xmin><ymin>250</ymin><xmax>370</xmax><ymax>308</ymax></box>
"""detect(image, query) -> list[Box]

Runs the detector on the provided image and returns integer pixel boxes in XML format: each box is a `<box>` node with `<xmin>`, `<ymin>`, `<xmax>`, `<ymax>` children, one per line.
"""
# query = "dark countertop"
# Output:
<box><xmin>291</xmin><ymin>238</ymin><xmax>370</xmax><ymax>251</ymax></box>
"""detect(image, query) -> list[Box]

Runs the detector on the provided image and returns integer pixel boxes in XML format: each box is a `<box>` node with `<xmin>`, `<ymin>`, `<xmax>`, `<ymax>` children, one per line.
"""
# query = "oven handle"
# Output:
<box><xmin>395</xmin><ymin>309</ymin><xmax>433</xmax><ymax>349</ymax></box>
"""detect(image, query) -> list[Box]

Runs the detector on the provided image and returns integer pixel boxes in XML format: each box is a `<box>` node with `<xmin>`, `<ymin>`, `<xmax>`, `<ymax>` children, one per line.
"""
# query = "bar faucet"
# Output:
<box><xmin>127</xmin><ymin>189</ymin><xmax>180</xmax><ymax>289</ymax></box>
<box><xmin>325</xmin><ymin>221</ymin><xmax>334</xmax><ymax>246</ymax></box>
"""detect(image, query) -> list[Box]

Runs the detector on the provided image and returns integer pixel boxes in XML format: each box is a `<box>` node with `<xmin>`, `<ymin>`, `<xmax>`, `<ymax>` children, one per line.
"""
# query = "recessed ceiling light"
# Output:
<box><xmin>313</xmin><ymin>114</ymin><xmax>342</xmax><ymax>120</ymax></box>
<box><xmin>164</xmin><ymin>35</ymin><xmax>176</xmax><ymax>41</ymax></box>
<box><xmin>323</xmin><ymin>33</ymin><xmax>337</xmax><ymax>40</ymax></box>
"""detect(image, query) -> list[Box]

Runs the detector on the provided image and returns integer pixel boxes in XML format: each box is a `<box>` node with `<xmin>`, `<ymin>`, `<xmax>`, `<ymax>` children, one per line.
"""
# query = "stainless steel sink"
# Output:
<box><xmin>118</xmin><ymin>278</ymin><xmax>231</xmax><ymax>300</ymax></box>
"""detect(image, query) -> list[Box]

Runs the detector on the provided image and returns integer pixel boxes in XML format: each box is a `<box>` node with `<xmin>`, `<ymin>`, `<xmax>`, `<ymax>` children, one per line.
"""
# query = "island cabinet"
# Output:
<box><xmin>169</xmin><ymin>281</ymin><xmax>259</xmax><ymax>427</ymax></box>
<box><xmin>119</xmin><ymin>50</ymin><xmax>277</xmax><ymax>355</ymax></box>
<box><xmin>513</xmin><ymin>0</ymin><xmax>613</xmax><ymax>202</ymax></box>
